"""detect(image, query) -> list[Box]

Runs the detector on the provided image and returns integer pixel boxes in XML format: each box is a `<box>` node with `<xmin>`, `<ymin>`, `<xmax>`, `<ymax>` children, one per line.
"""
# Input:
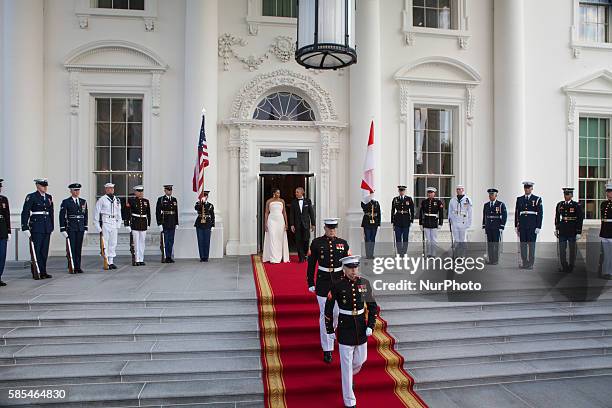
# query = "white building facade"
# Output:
<box><xmin>1</xmin><ymin>0</ymin><xmax>612</xmax><ymax>259</ymax></box>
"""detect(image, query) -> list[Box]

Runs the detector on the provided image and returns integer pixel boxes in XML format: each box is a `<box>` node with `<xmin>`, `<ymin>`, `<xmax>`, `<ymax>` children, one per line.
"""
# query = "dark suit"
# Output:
<box><xmin>59</xmin><ymin>197</ymin><xmax>88</xmax><ymax>270</ymax></box>
<box><xmin>0</xmin><ymin>195</ymin><xmax>11</xmax><ymax>281</ymax></box>
<box><xmin>290</xmin><ymin>197</ymin><xmax>315</xmax><ymax>262</ymax></box>
<box><xmin>21</xmin><ymin>192</ymin><xmax>54</xmax><ymax>276</ymax></box>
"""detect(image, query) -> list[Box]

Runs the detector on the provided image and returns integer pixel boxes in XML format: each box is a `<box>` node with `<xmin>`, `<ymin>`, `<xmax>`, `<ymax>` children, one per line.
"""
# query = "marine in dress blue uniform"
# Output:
<box><xmin>514</xmin><ymin>181</ymin><xmax>543</xmax><ymax>269</ymax></box>
<box><xmin>419</xmin><ymin>187</ymin><xmax>444</xmax><ymax>257</ymax></box>
<box><xmin>59</xmin><ymin>183</ymin><xmax>88</xmax><ymax>273</ymax></box>
<box><xmin>482</xmin><ymin>188</ymin><xmax>507</xmax><ymax>265</ymax></box>
<box><xmin>390</xmin><ymin>185</ymin><xmax>414</xmax><ymax>255</ymax></box>
<box><xmin>0</xmin><ymin>179</ymin><xmax>11</xmax><ymax>286</ymax></box>
<box><xmin>21</xmin><ymin>178</ymin><xmax>54</xmax><ymax>279</ymax></box>
<box><xmin>361</xmin><ymin>198</ymin><xmax>380</xmax><ymax>259</ymax></box>
<box><xmin>156</xmin><ymin>184</ymin><xmax>179</xmax><ymax>263</ymax></box>
<box><xmin>194</xmin><ymin>191</ymin><xmax>215</xmax><ymax>262</ymax></box>
<box><xmin>554</xmin><ymin>188</ymin><xmax>584</xmax><ymax>273</ymax></box>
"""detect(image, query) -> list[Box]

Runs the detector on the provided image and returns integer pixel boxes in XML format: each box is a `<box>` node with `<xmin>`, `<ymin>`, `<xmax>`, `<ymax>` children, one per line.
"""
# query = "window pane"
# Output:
<box><xmin>425</xmin><ymin>8</ymin><xmax>439</xmax><ymax>28</ymax></box>
<box><xmin>439</xmin><ymin>0</ymin><xmax>450</xmax><ymax>8</ymax></box>
<box><xmin>97</xmin><ymin>123</ymin><xmax>110</xmax><ymax>146</ymax></box>
<box><xmin>113</xmin><ymin>0</ymin><xmax>129</xmax><ymax>9</ymax></box>
<box><xmin>127</xmin><ymin>173</ymin><xmax>143</xmax><ymax>192</ymax></box>
<box><xmin>415</xmin><ymin>151</ymin><xmax>426</xmax><ymax>174</ymax></box>
<box><xmin>425</xmin><ymin>0</ymin><xmax>437</xmax><ymax>7</ymax></box>
<box><xmin>111</xmin><ymin>147</ymin><xmax>127</xmax><ymax>171</ymax></box>
<box><xmin>415</xmin><ymin>177</ymin><xmax>425</xmax><ymax>197</ymax></box>
<box><xmin>127</xmin><ymin>99</ymin><xmax>142</xmax><ymax>122</ymax></box>
<box><xmin>427</xmin><ymin>109</ymin><xmax>440</xmax><ymax>130</ymax></box>
<box><xmin>111</xmin><ymin>99</ymin><xmax>127</xmax><ymax>122</ymax></box>
<box><xmin>427</xmin><ymin>153</ymin><xmax>440</xmax><ymax>174</ymax></box>
<box><xmin>110</xmin><ymin>123</ymin><xmax>126</xmax><ymax>147</ymax></box>
<box><xmin>96</xmin><ymin>148</ymin><xmax>110</xmax><ymax>171</ymax></box>
<box><xmin>96</xmin><ymin>174</ymin><xmax>111</xmax><ymax>197</ymax></box>
<box><xmin>427</xmin><ymin>130</ymin><xmax>441</xmax><ymax>152</ymax></box>
<box><xmin>588</xmin><ymin>137</ymin><xmax>598</xmax><ymax>158</ymax></box>
<box><xmin>263</xmin><ymin>0</ymin><xmax>275</xmax><ymax>16</ymax></box>
<box><xmin>112</xmin><ymin>174</ymin><xmax>127</xmax><ymax>197</ymax></box>
<box><xmin>97</xmin><ymin>99</ymin><xmax>110</xmax><ymax>122</ymax></box>
<box><xmin>439</xmin><ymin>177</ymin><xmax>451</xmax><ymax>198</ymax></box>
<box><xmin>127</xmin><ymin>148</ymin><xmax>142</xmax><ymax>171</ymax></box>
<box><xmin>441</xmin><ymin>153</ymin><xmax>453</xmax><ymax>174</ymax></box>
<box><xmin>97</xmin><ymin>0</ymin><xmax>112</xmax><ymax>8</ymax></box>
<box><xmin>129</xmin><ymin>0</ymin><xmax>144</xmax><ymax>10</ymax></box>
<box><xmin>441</xmin><ymin>132</ymin><xmax>452</xmax><ymax>152</ymax></box>
<box><xmin>127</xmin><ymin>124</ymin><xmax>142</xmax><ymax>147</ymax></box>
<box><xmin>413</xmin><ymin>7</ymin><xmax>425</xmax><ymax>26</ymax></box>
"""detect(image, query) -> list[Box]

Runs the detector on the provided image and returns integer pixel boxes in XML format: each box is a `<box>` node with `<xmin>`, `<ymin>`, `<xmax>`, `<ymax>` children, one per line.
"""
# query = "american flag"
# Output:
<box><xmin>192</xmin><ymin>110</ymin><xmax>209</xmax><ymax>198</ymax></box>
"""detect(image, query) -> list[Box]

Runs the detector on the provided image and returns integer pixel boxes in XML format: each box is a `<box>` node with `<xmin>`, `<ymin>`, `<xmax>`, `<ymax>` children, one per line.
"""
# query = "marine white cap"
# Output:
<box><xmin>323</xmin><ymin>218</ymin><xmax>339</xmax><ymax>227</ymax></box>
<box><xmin>133</xmin><ymin>185</ymin><xmax>144</xmax><ymax>192</ymax></box>
<box><xmin>340</xmin><ymin>255</ymin><xmax>361</xmax><ymax>267</ymax></box>
<box><xmin>522</xmin><ymin>181</ymin><xmax>535</xmax><ymax>187</ymax></box>
<box><xmin>426</xmin><ymin>187</ymin><xmax>437</xmax><ymax>193</ymax></box>
<box><xmin>104</xmin><ymin>183</ymin><xmax>115</xmax><ymax>188</ymax></box>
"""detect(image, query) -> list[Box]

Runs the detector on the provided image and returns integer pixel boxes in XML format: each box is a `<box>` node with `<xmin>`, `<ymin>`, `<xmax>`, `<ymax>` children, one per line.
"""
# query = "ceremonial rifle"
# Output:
<box><xmin>129</xmin><ymin>230</ymin><xmax>136</xmax><ymax>266</ymax></box>
<box><xmin>99</xmin><ymin>231</ymin><xmax>109</xmax><ymax>270</ymax></box>
<box><xmin>65</xmin><ymin>236</ymin><xmax>75</xmax><ymax>273</ymax></box>
<box><xmin>28</xmin><ymin>236</ymin><xmax>41</xmax><ymax>279</ymax></box>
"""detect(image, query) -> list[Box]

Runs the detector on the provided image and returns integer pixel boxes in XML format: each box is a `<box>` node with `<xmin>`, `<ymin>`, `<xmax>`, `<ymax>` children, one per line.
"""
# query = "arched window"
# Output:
<box><xmin>253</xmin><ymin>92</ymin><xmax>315</xmax><ymax>121</ymax></box>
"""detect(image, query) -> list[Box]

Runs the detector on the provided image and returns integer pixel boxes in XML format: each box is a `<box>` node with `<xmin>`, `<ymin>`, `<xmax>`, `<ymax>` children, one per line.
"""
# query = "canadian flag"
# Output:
<box><xmin>360</xmin><ymin>121</ymin><xmax>376</xmax><ymax>204</ymax></box>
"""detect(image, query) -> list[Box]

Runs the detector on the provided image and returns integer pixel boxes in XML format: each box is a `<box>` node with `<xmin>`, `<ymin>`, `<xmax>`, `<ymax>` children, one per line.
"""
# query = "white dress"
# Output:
<box><xmin>262</xmin><ymin>201</ymin><xmax>290</xmax><ymax>263</ymax></box>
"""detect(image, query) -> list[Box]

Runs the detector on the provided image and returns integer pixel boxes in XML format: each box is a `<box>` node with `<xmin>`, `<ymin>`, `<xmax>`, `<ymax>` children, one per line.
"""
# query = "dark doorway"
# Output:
<box><xmin>258</xmin><ymin>173</ymin><xmax>315</xmax><ymax>252</ymax></box>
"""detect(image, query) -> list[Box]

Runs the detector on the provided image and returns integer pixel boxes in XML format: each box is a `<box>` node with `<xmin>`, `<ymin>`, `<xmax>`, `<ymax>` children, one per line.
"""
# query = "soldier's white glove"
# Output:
<box><xmin>84</xmin><ymin>230</ymin><xmax>88</xmax><ymax>236</ymax></box>
<box><xmin>420</xmin><ymin>225</ymin><xmax>424</xmax><ymax>232</ymax></box>
<box><xmin>7</xmin><ymin>234</ymin><xmax>11</xmax><ymax>241</ymax></box>
<box><xmin>126</xmin><ymin>226</ymin><xmax>132</xmax><ymax>233</ymax></box>
<box><xmin>554</xmin><ymin>230</ymin><xmax>559</xmax><ymax>238</ymax></box>
<box><xmin>499</xmin><ymin>229</ymin><xmax>504</xmax><ymax>233</ymax></box>
<box><xmin>535</xmin><ymin>228</ymin><xmax>541</xmax><ymax>235</ymax></box>
<box><xmin>576</xmin><ymin>234</ymin><xmax>581</xmax><ymax>240</ymax></box>
<box><xmin>366</xmin><ymin>327</ymin><xmax>373</xmax><ymax>337</ymax></box>
<box><xmin>328</xmin><ymin>333</ymin><xmax>336</xmax><ymax>340</ymax></box>
<box><xmin>95</xmin><ymin>225</ymin><xmax>102</xmax><ymax>233</ymax></box>
<box><xmin>515</xmin><ymin>227</ymin><xmax>519</xmax><ymax>235</ymax></box>
<box><xmin>211</xmin><ymin>227</ymin><xmax>215</xmax><ymax>231</ymax></box>
<box><xmin>23</xmin><ymin>230</ymin><xmax>31</xmax><ymax>239</ymax></box>
<box><xmin>308</xmin><ymin>286</ymin><xmax>315</xmax><ymax>293</ymax></box>
<box><xmin>61</xmin><ymin>231</ymin><xmax>69</xmax><ymax>238</ymax></box>
<box><xmin>159</xmin><ymin>225</ymin><xmax>163</xmax><ymax>232</ymax></box>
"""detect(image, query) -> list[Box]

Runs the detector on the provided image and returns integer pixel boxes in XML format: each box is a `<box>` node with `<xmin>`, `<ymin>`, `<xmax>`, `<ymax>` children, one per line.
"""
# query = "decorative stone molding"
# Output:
<box><xmin>151</xmin><ymin>73</ymin><xmax>161</xmax><ymax>116</ymax></box>
<box><xmin>404</xmin><ymin>32</ymin><xmax>416</xmax><ymax>46</ymax></box>
<box><xmin>69</xmin><ymin>71</ymin><xmax>80</xmax><ymax>115</ymax></box>
<box><xmin>230</xmin><ymin>69</ymin><xmax>338</xmax><ymax>122</ymax></box>
<box><xmin>239</xmin><ymin>129</ymin><xmax>250</xmax><ymax>173</ymax></box>
<box><xmin>246</xmin><ymin>0</ymin><xmax>296</xmax><ymax>36</ymax></box>
<box><xmin>458</xmin><ymin>36</ymin><xmax>470</xmax><ymax>50</ymax></box>
<box><xmin>218</xmin><ymin>33</ymin><xmax>296</xmax><ymax>71</ymax></box>
<box><xmin>466</xmin><ymin>86</ymin><xmax>475</xmax><ymax>126</ymax></box>
<box><xmin>75</xmin><ymin>0</ymin><xmax>158</xmax><ymax>32</ymax></box>
<box><xmin>567</xmin><ymin>96</ymin><xmax>576</xmax><ymax>132</ymax></box>
<box><xmin>402</xmin><ymin>0</ymin><xmax>470</xmax><ymax>49</ymax></box>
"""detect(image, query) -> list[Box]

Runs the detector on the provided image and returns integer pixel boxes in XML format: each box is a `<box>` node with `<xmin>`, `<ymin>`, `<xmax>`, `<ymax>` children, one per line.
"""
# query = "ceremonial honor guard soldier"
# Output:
<box><xmin>419</xmin><ymin>187</ymin><xmax>444</xmax><ymax>257</ymax></box>
<box><xmin>360</xmin><ymin>197</ymin><xmax>380</xmax><ymax>259</ymax></box>
<box><xmin>94</xmin><ymin>183</ymin><xmax>123</xmax><ymax>269</ymax></box>
<box><xmin>289</xmin><ymin>187</ymin><xmax>316</xmax><ymax>263</ymax></box>
<box><xmin>325</xmin><ymin>255</ymin><xmax>378</xmax><ymax>408</ymax></box>
<box><xmin>307</xmin><ymin>218</ymin><xmax>350</xmax><ymax>363</ymax></box>
<box><xmin>124</xmin><ymin>185</ymin><xmax>151</xmax><ymax>266</ymax></box>
<box><xmin>0</xmin><ymin>179</ymin><xmax>11</xmax><ymax>286</ymax></box>
<box><xmin>482</xmin><ymin>188</ymin><xmax>507</xmax><ymax>265</ymax></box>
<box><xmin>156</xmin><ymin>184</ymin><xmax>179</xmax><ymax>263</ymax></box>
<box><xmin>448</xmin><ymin>184</ymin><xmax>472</xmax><ymax>256</ymax></box>
<box><xmin>515</xmin><ymin>181</ymin><xmax>543</xmax><ymax>269</ymax></box>
<box><xmin>555</xmin><ymin>188</ymin><xmax>583</xmax><ymax>273</ymax></box>
<box><xmin>21</xmin><ymin>178</ymin><xmax>54</xmax><ymax>279</ymax></box>
<box><xmin>194</xmin><ymin>190</ymin><xmax>215</xmax><ymax>262</ymax></box>
<box><xmin>599</xmin><ymin>183</ymin><xmax>612</xmax><ymax>279</ymax></box>
<box><xmin>390</xmin><ymin>185</ymin><xmax>414</xmax><ymax>255</ymax></box>
<box><xmin>59</xmin><ymin>183</ymin><xmax>88</xmax><ymax>273</ymax></box>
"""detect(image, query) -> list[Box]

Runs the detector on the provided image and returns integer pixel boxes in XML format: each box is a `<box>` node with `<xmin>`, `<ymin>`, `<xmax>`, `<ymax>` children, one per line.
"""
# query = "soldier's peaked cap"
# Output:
<box><xmin>487</xmin><ymin>188</ymin><xmax>498</xmax><ymax>194</ymax></box>
<box><xmin>522</xmin><ymin>181</ymin><xmax>535</xmax><ymax>187</ymax></box>
<box><xmin>426</xmin><ymin>187</ymin><xmax>437</xmax><ymax>193</ymax></box>
<box><xmin>104</xmin><ymin>183</ymin><xmax>115</xmax><ymax>188</ymax></box>
<box><xmin>562</xmin><ymin>187</ymin><xmax>574</xmax><ymax>193</ymax></box>
<box><xmin>397</xmin><ymin>185</ymin><xmax>407</xmax><ymax>190</ymax></box>
<box><xmin>324</xmin><ymin>217</ymin><xmax>339</xmax><ymax>228</ymax></box>
<box><xmin>340</xmin><ymin>255</ymin><xmax>361</xmax><ymax>268</ymax></box>
<box><xmin>68</xmin><ymin>183</ymin><xmax>81</xmax><ymax>189</ymax></box>
<box><xmin>163</xmin><ymin>184</ymin><xmax>173</xmax><ymax>189</ymax></box>
<box><xmin>606</xmin><ymin>183</ymin><xmax>612</xmax><ymax>191</ymax></box>
<box><xmin>133</xmin><ymin>185</ymin><xmax>144</xmax><ymax>191</ymax></box>
<box><xmin>34</xmin><ymin>178</ymin><xmax>48</xmax><ymax>186</ymax></box>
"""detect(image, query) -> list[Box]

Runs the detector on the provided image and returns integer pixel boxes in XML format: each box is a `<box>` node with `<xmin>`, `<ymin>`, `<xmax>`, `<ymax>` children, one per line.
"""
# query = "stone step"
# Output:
<box><xmin>404</xmin><ymin>336</ymin><xmax>612</xmax><ymax>368</ymax></box>
<box><xmin>2</xmin><ymin>338</ymin><xmax>261</xmax><ymax>365</ymax></box>
<box><xmin>2</xmin><ymin>321</ymin><xmax>259</xmax><ymax>346</ymax></box>
<box><xmin>0</xmin><ymin>377</ymin><xmax>264</xmax><ymax>407</ymax></box>
<box><xmin>0</xmin><ymin>357</ymin><xmax>262</xmax><ymax>387</ymax></box>
<box><xmin>409</xmin><ymin>355</ymin><xmax>612</xmax><ymax>390</ymax></box>
<box><xmin>393</xmin><ymin>320</ymin><xmax>612</xmax><ymax>348</ymax></box>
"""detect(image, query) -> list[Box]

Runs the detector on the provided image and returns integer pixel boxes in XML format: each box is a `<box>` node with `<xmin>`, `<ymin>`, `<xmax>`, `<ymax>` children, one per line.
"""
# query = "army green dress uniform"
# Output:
<box><xmin>307</xmin><ymin>218</ymin><xmax>350</xmax><ymax>362</ymax></box>
<box><xmin>325</xmin><ymin>255</ymin><xmax>378</xmax><ymax>408</ymax></box>
<box><xmin>194</xmin><ymin>191</ymin><xmax>215</xmax><ymax>262</ymax></box>
<box><xmin>360</xmin><ymin>199</ymin><xmax>380</xmax><ymax>259</ymax></box>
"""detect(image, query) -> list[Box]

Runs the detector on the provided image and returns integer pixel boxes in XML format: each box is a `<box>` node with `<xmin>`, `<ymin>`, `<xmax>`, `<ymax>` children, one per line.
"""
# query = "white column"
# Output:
<box><xmin>348</xmin><ymin>0</ymin><xmax>382</xmax><ymax>253</ymax></box>
<box><xmin>177</xmin><ymin>0</ymin><xmax>222</xmax><ymax>258</ymax></box>
<box><xmin>494</xmin><ymin>0</ymin><xmax>525</xmax><ymax>209</ymax></box>
<box><xmin>226</xmin><ymin>144</ymin><xmax>240</xmax><ymax>255</ymax></box>
<box><xmin>2</xmin><ymin>0</ymin><xmax>44</xmax><ymax>204</ymax></box>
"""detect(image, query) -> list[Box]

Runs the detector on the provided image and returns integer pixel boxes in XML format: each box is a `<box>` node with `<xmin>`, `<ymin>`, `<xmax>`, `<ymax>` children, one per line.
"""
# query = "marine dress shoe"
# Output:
<box><xmin>323</xmin><ymin>351</ymin><xmax>333</xmax><ymax>363</ymax></box>
<box><xmin>109</xmin><ymin>264</ymin><xmax>118</xmax><ymax>270</ymax></box>
<box><xmin>40</xmin><ymin>273</ymin><xmax>52</xmax><ymax>279</ymax></box>
<box><xmin>0</xmin><ymin>281</ymin><xmax>6</xmax><ymax>286</ymax></box>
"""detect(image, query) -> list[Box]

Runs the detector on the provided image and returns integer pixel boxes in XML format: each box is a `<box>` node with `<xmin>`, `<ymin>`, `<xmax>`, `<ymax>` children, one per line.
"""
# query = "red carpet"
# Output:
<box><xmin>252</xmin><ymin>255</ymin><xmax>428</xmax><ymax>408</ymax></box>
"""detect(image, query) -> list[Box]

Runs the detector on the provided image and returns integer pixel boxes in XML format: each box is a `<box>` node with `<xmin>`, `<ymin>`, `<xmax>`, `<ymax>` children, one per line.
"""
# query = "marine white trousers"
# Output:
<box><xmin>316</xmin><ymin>295</ymin><xmax>338</xmax><ymax>352</ymax></box>
<box><xmin>424</xmin><ymin>228</ymin><xmax>438</xmax><ymax>257</ymax></box>
<box><xmin>601</xmin><ymin>237</ymin><xmax>612</xmax><ymax>276</ymax></box>
<box><xmin>339</xmin><ymin>343</ymin><xmax>368</xmax><ymax>407</ymax></box>
<box><xmin>101</xmin><ymin>224</ymin><xmax>118</xmax><ymax>264</ymax></box>
<box><xmin>132</xmin><ymin>230</ymin><xmax>146</xmax><ymax>262</ymax></box>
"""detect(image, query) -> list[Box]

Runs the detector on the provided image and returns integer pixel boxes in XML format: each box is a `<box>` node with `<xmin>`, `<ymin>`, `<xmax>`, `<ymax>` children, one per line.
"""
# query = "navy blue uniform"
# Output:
<box><xmin>0</xmin><ymin>195</ymin><xmax>11</xmax><ymax>281</ymax></box>
<box><xmin>555</xmin><ymin>200</ymin><xmax>583</xmax><ymax>271</ymax></box>
<box><xmin>482</xmin><ymin>200</ymin><xmax>507</xmax><ymax>264</ymax></box>
<box><xmin>515</xmin><ymin>194</ymin><xmax>543</xmax><ymax>267</ymax></box>
<box><xmin>194</xmin><ymin>201</ymin><xmax>215</xmax><ymax>261</ymax></box>
<box><xmin>59</xmin><ymin>197</ymin><xmax>88</xmax><ymax>271</ymax></box>
<box><xmin>391</xmin><ymin>195</ymin><xmax>414</xmax><ymax>255</ymax></box>
<box><xmin>21</xmin><ymin>192</ymin><xmax>54</xmax><ymax>276</ymax></box>
<box><xmin>361</xmin><ymin>200</ymin><xmax>380</xmax><ymax>259</ymax></box>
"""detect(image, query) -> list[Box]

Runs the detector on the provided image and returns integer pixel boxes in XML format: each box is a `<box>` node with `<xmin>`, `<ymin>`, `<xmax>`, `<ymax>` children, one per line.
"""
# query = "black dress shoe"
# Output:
<box><xmin>0</xmin><ymin>281</ymin><xmax>6</xmax><ymax>287</ymax></box>
<box><xmin>32</xmin><ymin>274</ymin><xmax>40</xmax><ymax>280</ymax></box>
<box><xmin>165</xmin><ymin>257</ymin><xmax>173</xmax><ymax>263</ymax></box>
<box><xmin>76</xmin><ymin>268</ymin><xmax>84</xmax><ymax>273</ymax></box>
<box><xmin>141</xmin><ymin>262</ymin><xmax>146</xmax><ymax>266</ymax></box>
<box><xmin>202</xmin><ymin>258</ymin><xmax>209</xmax><ymax>262</ymax></box>
<box><xmin>109</xmin><ymin>264</ymin><xmax>117</xmax><ymax>270</ymax></box>
<box><xmin>41</xmin><ymin>273</ymin><xmax>52</xmax><ymax>279</ymax></box>
<box><xmin>199</xmin><ymin>259</ymin><xmax>204</xmax><ymax>262</ymax></box>
<box><xmin>323</xmin><ymin>351</ymin><xmax>332</xmax><ymax>363</ymax></box>
<box><xmin>168</xmin><ymin>258</ymin><xmax>175</xmax><ymax>263</ymax></box>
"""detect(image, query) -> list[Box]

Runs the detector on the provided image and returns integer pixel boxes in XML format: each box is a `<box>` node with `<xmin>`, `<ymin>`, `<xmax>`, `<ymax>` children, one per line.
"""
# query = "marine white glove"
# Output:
<box><xmin>95</xmin><ymin>225</ymin><xmax>102</xmax><ymax>233</ymax></box>
<box><xmin>126</xmin><ymin>226</ymin><xmax>132</xmax><ymax>233</ymax></box>
<box><xmin>23</xmin><ymin>230</ymin><xmax>31</xmax><ymax>239</ymax></box>
<box><xmin>84</xmin><ymin>230</ymin><xmax>88</xmax><ymax>236</ymax></box>
<box><xmin>366</xmin><ymin>327</ymin><xmax>373</xmax><ymax>337</ymax></box>
<box><xmin>535</xmin><ymin>228</ymin><xmax>540</xmax><ymax>235</ymax></box>
<box><xmin>554</xmin><ymin>230</ymin><xmax>559</xmax><ymax>238</ymax></box>
<box><xmin>308</xmin><ymin>286</ymin><xmax>315</xmax><ymax>293</ymax></box>
<box><xmin>576</xmin><ymin>234</ymin><xmax>581</xmax><ymax>240</ymax></box>
<box><xmin>61</xmin><ymin>231</ymin><xmax>69</xmax><ymax>238</ymax></box>
<box><xmin>328</xmin><ymin>333</ymin><xmax>336</xmax><ymax>340</ymax></box>
<box><xmin>499</xmin><ymin>229</ymin><xmax>504</xmax><ymax>233</ymax></box>
<box><xmin>515</xmin><ymin>227</ymin><xmax>519</xmax><ymax>235</ymax></box>
<box><xmin>7</xmin><ymin>234</ymin><xmax>11</xmax><ymax>241</ymax></box>
<box><xmin>159</xmin><ymin>225</ymin><xmax>163</xmax><ymax>232</ymax></box>
<box><xmin>420</xmin><ymin>225</ymin><xmax>424</xmax><ymax>232</ymax></box>
<box><xmin>211</xmin><ymin>227</ymin><xmax>215</xmax><ymax>231</ymax></box>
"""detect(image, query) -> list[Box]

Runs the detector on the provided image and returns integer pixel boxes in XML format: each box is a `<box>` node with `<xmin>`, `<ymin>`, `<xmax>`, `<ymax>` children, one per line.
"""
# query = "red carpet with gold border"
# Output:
<box><xmin>252</xmin><ymin>255</ymin><xmax>428</xmax><ymax>408</ymax></box>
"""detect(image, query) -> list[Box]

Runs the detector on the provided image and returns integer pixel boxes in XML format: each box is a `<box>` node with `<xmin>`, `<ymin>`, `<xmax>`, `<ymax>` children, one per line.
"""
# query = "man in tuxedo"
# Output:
<box><xmin>290</xmin><ymin>187</ymin><xmax>315</xmax><ymax>263</ymax></box>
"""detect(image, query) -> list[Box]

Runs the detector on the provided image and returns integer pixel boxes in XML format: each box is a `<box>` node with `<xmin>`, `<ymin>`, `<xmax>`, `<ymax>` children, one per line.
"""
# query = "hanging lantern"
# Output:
<box><xmin>295</xmin><ymin>0</ymin><xmax>356</xmax><ymax>70</ymax></box>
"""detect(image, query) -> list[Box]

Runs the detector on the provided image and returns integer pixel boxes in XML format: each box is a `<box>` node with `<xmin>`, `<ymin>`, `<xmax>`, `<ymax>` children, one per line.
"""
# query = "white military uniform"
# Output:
<box><xmin>94</xmin><ymin>194</ymin><xmax>122</xmax><ymax>265</ymax></box>
<box><xmin>448</xmin><ymin>195</ymin><xmax>473</xmax><ymax>244</ymax></box>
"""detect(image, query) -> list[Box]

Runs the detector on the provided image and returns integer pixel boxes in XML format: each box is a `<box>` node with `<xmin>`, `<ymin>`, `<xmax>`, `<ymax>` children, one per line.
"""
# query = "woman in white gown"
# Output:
<box><xmin>262</xmin><ymin>188</ymin><xmax>290</xmax><ymax>263</ymax></box>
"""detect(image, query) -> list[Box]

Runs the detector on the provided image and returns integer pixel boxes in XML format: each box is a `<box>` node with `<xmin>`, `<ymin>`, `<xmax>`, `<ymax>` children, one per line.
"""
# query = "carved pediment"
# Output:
<box><xmin>563</xmin><ymin>70</ymin><xmax>612</xmax><ymax>95</ymax></box>
<box><xmin>394</xmin><ymin>56</ymin><xmax>481</xmax><ymax>86</ymax></box>
<box><xmin>64</xmin><ymin>40</ymin><xmax>168</xmax><ymax>73</ymax></box>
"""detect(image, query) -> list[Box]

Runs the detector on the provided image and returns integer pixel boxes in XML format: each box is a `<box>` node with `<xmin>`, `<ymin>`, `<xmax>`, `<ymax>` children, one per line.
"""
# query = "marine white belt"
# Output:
<box><xmin>131</xmin><ymin>214</ymin><xmax>148</xmax><ymax>218</ymax></box>
<box><xmin>603</xmin><ymin>220</ymin><xmax>612</xmax><ymax>223</ymax></box>
<box><xmin>520</xmin><ymin>211</ymin><xmax>538</xmax><ymax>215</ymax></box>
<box><xmin>319</xmin><ymin>266</ymin><xmax>343</xmax><ymax>272</ymax></box>
<box><xmin>339</xmin><ymin>308</ymin><xmax>364</xmax><ymax>316</ymax></box>
<box><xmin>31</xmin><ymin>211</ymin><xmax>48</xmax><ymax>215</ymax></box>
<box><xmin>424</xmin><ymin>213</ymin><xmax>439</xmax><ymax>217</ymax></box>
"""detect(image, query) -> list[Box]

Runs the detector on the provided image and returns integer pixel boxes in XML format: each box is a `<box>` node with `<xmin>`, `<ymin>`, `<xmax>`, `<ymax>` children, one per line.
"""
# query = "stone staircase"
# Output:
<box><xmin>0</xmin><ymin>292</ymin><xmax>264</xmax><ymax>407</ymax></box>
<box><xmin>378</xmin><ymin>296</ymin><xmax>612</xmax><ymax>393</ymax></box>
